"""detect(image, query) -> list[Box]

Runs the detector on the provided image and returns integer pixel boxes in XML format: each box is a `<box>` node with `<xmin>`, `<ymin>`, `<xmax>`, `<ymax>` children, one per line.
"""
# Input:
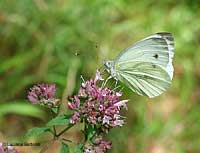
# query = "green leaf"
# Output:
<box><xmin>0</xmin><ymin>51</ymin><xmax>39</xmax><ymax>73</ymax></box>
<box><xmin>86</xmin><ymin>124</ymin><xmax>95</xmax><ymax>141</ymax></box>
<box><xmin>0</xmin><ymin>102</ymin><xmax>46</xmax><ymax>120</ymax></box>
<box><xmin>74</xmin><ymin>144</ymin><xmax>83</xmax><ymax>153</ymax></box>
<box><xmin>46</xmin><ymin>114</ymin><xmax>71</xmax><ymax>126</ymax></box>
<box><xmin>25</xmin><ymin>127</ymin><xmax>51</xmax><ymax>138</ymax></box>
<box><xmin>51</xmin><ymin>107</ymin><xmax>59</xmax><ymax>114</ymax></box>
<box><xmin>60</xmin><ymin>142</ymin><xmax>70</xmax><ymax>153</ymax></box>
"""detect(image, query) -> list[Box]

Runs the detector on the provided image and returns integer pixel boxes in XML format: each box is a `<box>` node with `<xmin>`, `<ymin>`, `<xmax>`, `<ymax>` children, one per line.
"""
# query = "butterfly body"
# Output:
<box><xmin>104</xmin><ymin>32</ymin><xmax>174</xmax><ymax>98</ymax></box>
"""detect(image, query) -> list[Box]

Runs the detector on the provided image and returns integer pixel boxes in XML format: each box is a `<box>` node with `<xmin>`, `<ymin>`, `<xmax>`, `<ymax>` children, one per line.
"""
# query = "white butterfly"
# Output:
<box><xmin>104</xmin><ymin>32</ymin><xmax>174</xmax><ymax>98</ymax></box>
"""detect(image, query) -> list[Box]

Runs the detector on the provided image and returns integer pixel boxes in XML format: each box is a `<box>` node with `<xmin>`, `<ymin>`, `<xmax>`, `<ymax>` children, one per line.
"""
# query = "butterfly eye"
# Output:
<box><xmin>104</xmin><ymin>61</ymin><xmax>112</xmax><ymax>67</ymax></box>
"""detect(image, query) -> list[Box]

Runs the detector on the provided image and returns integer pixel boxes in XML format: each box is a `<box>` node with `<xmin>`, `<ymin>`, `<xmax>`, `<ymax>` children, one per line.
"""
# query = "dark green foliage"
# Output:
<box><xmin>85</xmin><ymin>124</ymin><xmax>96</xmax><ymax>141</ymax></box>
<box><xmin>25</xmin><ymin>127</ymin><xmax>51</xmax><ymax>138</ymax></box>
<box><xmin>46</xmin><ymin>114</ymin><xmax>71</xmax><ymax>126</ymax></box>
<box><xmin>74</xmin><ymin>144</ymin><xmax>84</xmax><ymax>153</ymax></box>
<box><xmin>61</xmin><ymin>142</ymin><xmax>70</xmax><ymax>153</ymax></box>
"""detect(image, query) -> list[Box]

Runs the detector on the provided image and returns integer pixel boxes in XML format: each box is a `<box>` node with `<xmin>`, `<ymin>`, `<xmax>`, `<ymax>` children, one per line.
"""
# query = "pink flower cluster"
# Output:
<box><xmin>0</xmin><ymin>143</ymin><xmax>19</xmax><ymax>153</ymax></box>
<box><xmin>84</xmin><ymin>138</ymin><xmax>112</xmax><ymax>153</ymax></box>
<box><xmin>68</xmin><ymin>71</ymin><xmax>128</xmax><ymax>129</ymax></box>
<box><xmin>27</xmin><ymin>84</ymin><xmax>59</xmax><ymax>107</ymax></box>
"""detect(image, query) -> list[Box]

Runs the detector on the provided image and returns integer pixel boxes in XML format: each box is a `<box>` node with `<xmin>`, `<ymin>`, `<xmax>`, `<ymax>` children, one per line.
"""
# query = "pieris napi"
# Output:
<box><xmin>104</xmin><ymin>32</ymin><xmax>174</xmax><ymax>98</ymax></box>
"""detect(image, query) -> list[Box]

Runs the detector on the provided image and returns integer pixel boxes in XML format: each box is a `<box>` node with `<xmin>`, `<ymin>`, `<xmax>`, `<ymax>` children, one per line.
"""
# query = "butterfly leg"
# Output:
<box><xmin>114</xmin><ymin>79</ymin><xmax>118</xmax><ymax>88</ymax></box>
<box><xmin>112</xmin><ymin>85</ymin><xmax>121</xmax><ymax>91</ymax></box>
<box><xmin>119</xmin><ymin>86</ymin><xmax>124</xmax><ymax>92</ymax></box>
<box><xmin>102</xmin><ymin>76</ymin><xmax>112</xmax><ymax>87</ymax></box>
<box><xmin>110</xmin><ymin>79</ymin><xmax>120</xmax><ymax>91</ymax></box>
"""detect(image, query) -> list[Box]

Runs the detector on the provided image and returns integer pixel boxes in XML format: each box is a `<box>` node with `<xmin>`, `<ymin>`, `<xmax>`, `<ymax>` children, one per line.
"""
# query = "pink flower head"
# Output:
<box><xmin>6</xmin><ymin>146</ymin><xmax>19</xmax><ymax>153</ymax></box>
<box><xmin>94</xmin><ymin>138</ymin><xmax>112</xmax><ymax>150</ymax></box>
<box><xmin>0</xmin><ymin>144</ymin><xmax>19</xmax><ymax>153</ymax></box>
<box><xmin>27</xmin><ymin>84</ymin><xmax>59</xmax><ymax>107</ymax></box>
<box><xmin>84</xmin><ymin>138</ymin><xmax>112</xmax><ymax>153</ymax></box>
<box><xmin>70</xmin><ymin>112</ymin><xmax>81</xmax><ymax>124</ymax></box>
<box><xmin>95</xmin><ymin>70</ymin><xmax>104</xmax><ymax>82</ymax></box>
<box><xmin>114</xmin><ymin>100</ymin><xmax>128</xmax><ymax>110</ymax></box>
<box><xmin>68</xmin><ymin>71</ymin><xmax>128</xmax><ymax>129</ymax></box>
<box><xmin>67</xmin><ymin>102</ymin><xmax>77</xmax><ymax>110</ymax></box>
<box><xmin>0</xmin><ymin>143</ymin><xmax>3</xmax><ymax>153</ymax></box>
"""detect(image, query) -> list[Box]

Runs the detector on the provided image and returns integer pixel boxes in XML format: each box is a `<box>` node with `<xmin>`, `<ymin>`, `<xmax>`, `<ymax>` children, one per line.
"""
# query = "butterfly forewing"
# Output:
<box><xmin>113</xmin><ymin>32</ymin><xmax>174</xmax><ymax>98</ymax></box>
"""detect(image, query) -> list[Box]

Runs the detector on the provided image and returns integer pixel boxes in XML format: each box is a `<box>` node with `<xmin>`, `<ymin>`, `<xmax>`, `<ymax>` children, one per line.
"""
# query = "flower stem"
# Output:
<box><xmin>53</xmin><ymin>126</ymin><xmax>57</xmax><ymax>138</ymax></box>
<box><xmin>56</xmin><ymin>124</ymin><xmax>74</xmax><ymax>137</ymax></box>
<box><xmin>61</xmin><ymin>138</ymin><xmax>73</xmax><ymax>143</ymax></box>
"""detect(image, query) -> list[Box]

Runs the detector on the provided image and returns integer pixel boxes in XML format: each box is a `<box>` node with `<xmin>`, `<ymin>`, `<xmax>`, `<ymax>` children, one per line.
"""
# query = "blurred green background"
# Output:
<box><xmin>0</xmin><ymin>0</ymin><xmax>200</xmax><ymax>152</ymax></box>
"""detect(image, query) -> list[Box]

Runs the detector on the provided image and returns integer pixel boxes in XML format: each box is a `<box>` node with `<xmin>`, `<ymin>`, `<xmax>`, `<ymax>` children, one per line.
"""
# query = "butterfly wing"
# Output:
<box><xmin>114</xmin><ymin>33</ymin><xmax>174</xmax><ymax>98</ymax></box>
<box><xmin>116</xmin><ymin>61</ymin><xmax>171</xmax><ymax>98</ymax></box>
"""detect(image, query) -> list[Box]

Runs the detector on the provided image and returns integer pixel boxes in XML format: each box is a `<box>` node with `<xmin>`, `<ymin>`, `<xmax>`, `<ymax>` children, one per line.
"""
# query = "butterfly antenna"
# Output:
<box><xmin>114</xmin><ymin>79</ymin><xmax>118</xmax><ymax>88</ymax></box>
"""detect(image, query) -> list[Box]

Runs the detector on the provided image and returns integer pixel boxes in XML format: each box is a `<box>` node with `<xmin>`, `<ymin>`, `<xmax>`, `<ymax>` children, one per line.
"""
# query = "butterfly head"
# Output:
<box><xmin>103</xmin><ymin>60</ymin><xmax>118</xmax><ymax>78</ymax></box>
<box><xmin>103</xmin><ymin>60</ymin><xmax>114</xmax><ymax>70</ymax></box>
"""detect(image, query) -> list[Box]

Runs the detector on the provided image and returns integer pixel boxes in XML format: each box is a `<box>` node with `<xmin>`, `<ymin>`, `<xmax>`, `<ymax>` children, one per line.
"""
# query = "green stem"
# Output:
<box><xmin>56</xmin><ymin>124</ymin><xmax>74</xmax><ymax>137</ymax></box>
<box><xmin>61</xmin><ymin>138</ymin><xmax>73</xmax><ymax>143</ymax></box>
<box><xmin>53</xmin><ymin>126</ymin><xmax>57</xmax><ymax>138</ymax></box>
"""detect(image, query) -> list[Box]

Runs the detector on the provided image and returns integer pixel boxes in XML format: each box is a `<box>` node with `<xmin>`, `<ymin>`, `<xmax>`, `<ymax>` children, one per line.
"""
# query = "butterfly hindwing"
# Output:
<box><xmin>116</xmin><ymin>61</ymin><xmax>171</xmax><ymax>98</ymax></box>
